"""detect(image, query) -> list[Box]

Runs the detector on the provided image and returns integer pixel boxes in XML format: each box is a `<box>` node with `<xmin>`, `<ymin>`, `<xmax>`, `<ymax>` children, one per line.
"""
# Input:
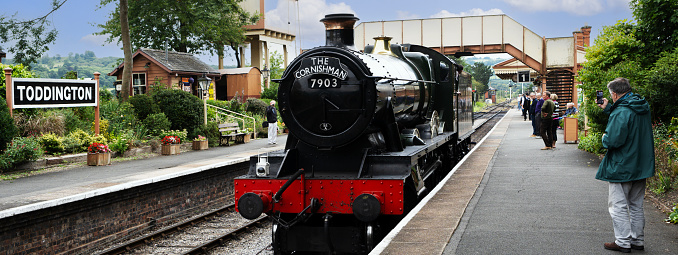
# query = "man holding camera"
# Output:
<box><xmin>596</xmin><ymin>78</ymin><xmax>654</xmax><ymax>253</ymax></box>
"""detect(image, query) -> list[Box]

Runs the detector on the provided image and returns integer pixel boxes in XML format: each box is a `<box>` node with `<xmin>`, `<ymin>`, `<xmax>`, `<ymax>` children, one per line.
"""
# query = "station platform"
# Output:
<box><xmin>0</xmin><ymin>135</ymin><xmax>286</xmax><ymax>215</ymax></box>
<box><xmin>372</xmin><ymin>109</ymin><xmax>677</xmax><ymax>254</ymax></box>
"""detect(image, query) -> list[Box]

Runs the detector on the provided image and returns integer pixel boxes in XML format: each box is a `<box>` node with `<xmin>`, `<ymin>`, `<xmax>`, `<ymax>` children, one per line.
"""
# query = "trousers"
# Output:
<box><xmin>267</xmin><ymin>122</ymin><xmax>278</xmax><ymax>144</ymax></box>
<box><xmin>539</xmin><ymin>117</ymin><xmax>552</xmax><ymax>147</ymax></box>
<box><xmin>608</xmin><ymin>179</ymin><xmax>646</xmax><ymax>248</ymax></box>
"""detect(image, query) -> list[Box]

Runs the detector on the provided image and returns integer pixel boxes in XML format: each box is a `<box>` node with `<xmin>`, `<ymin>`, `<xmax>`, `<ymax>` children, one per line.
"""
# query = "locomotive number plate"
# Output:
<box><xmin>309</xmin><ymin>77</ymin><xmax>341</xmax><ymax>89</ymax></box>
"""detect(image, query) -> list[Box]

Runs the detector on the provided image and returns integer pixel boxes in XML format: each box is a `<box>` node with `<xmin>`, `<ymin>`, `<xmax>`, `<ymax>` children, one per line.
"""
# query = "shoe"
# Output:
<box><xmin>529</xmin><ymin>135</ymin><xmax>537</xmax><ymax>137</ymax></box>
<box><xmin>631</xmin><ymin>244</ymin><xmax>644</xmax><ymax>250</ymax></box>
<box><xmin>540</xmin><ymin>147</ymin><xmax>551</xmax><ymax>150</ymax></box>
<box><xmin>604</xmin><ymin>242</ymin><xmax>631</xmax><ymax>253</ymax></box>
<box><xmin>535</xmin><ymin>136</ymin><xmax>541</xmax><ymax>139</ymax></box>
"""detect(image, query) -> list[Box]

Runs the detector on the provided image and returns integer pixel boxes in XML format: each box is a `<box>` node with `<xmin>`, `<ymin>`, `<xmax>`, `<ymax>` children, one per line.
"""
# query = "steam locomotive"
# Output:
<box><xmin>235</xmin><ymin>14</ymin><xmax>474</xmax><ymax>254</ymax></box>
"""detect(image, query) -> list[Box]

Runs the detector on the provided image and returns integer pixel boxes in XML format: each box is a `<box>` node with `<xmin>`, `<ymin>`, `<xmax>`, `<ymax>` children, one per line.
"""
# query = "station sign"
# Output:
<box><xmin>11</xmin><ymin>78</ymin><xmax>98</xmax><ymax>108</ymax></box>
<box><xmin>517</xmin><ymin>71</ymin><xmax>530</xmax><ymax>83</ymax></box>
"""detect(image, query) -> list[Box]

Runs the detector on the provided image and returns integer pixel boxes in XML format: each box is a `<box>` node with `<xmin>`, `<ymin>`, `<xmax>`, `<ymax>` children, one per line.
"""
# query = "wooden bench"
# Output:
<box><xmin>218</xmin><ymin>123</ymin><xmax>252</xmax><ymax>146</ymax></box>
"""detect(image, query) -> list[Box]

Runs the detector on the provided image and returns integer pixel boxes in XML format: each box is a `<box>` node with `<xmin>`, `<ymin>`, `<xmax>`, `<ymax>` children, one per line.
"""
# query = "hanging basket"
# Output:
<box><xmin>87</xmin><ymin>153</ymin><xmax>111</xmax><ymax>166</ymax></box>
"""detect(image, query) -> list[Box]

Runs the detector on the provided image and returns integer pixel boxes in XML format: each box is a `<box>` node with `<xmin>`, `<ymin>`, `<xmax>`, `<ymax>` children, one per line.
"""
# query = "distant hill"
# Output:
<box><xmin>463</xmin><ymin>55</ymin><xmax>510</xmax><ymax>67</ymax></box>
<box><xmin>5</xmin><ymin>51</ymin><xmax>120</xmax><ymax>89</ymax></box>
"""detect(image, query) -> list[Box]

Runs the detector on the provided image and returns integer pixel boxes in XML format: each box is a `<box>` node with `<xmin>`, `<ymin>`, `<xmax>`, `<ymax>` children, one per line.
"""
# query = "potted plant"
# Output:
<box><xmin>87</xmin><ymin>142</ymin><xmax>111</xmax><ymax>166</ymax></box>
<box><xmin>192</xmin><ymin>135</ymin><xmax>208</xmax><ymax>150</ymax></box>
<box><xmin>161</xmin><ymin>135</ymin><xmax>181</xmax><ymax>155</ymax></box>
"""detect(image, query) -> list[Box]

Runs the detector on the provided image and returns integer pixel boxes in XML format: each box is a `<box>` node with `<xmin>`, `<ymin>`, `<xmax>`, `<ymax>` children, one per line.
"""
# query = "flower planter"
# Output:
<box><xmin>87</xmin><ymin>153</ymin><xmax>111</xmax><ymax>166</ymax></box>
<box><xmin>192</xmin><ymin>140</ymin><xmax>208</xmax><ymax>150</ymax></box>
<box><xmin>161</xmin><ymin>144</ymin><xmax>181</xmax><ymax>155</ymax></box>
<box><xmin>242</xmin><ymin>134</ymin><xmax>251</xmax><ymax>143</ymax></box>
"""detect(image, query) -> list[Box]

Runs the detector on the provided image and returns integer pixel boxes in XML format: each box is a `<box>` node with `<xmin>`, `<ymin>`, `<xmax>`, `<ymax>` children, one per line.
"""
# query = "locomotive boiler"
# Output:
<box><xmin>235</xmin><ymin>13</ymin><xmax>474</xmax><ymax>254</ymax></box>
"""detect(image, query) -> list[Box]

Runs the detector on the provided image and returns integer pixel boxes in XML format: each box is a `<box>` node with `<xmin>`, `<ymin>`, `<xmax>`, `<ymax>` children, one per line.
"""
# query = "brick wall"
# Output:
<box><xmin>0</xmin><ymin>162</ymin><xmax>248</xmax><ymax>254</ymax></box>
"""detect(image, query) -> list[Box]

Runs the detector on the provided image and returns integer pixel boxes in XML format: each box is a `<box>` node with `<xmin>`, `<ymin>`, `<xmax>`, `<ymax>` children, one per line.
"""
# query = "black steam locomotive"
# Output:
<box><xmin>235</xmin><ymin>13</ymin><xmax>474</xmax><ymax>254</ymax></box>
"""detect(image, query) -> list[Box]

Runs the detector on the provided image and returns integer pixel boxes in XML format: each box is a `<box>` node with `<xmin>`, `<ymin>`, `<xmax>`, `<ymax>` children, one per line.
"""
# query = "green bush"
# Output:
<box><xmin>129</xmin><ymin>94</ymin><xmax>160</xmax><ymax>121</ymax></box>
<box><xmin>93</xmin><ymin>119</ymin><xmax>112</xmax><ymax>142</ymax></box>
<box><xmin>100</xmin><ymin>100</ymin><xmax>138</xmax><ymax>136</ymax></box>
<box><xmin>0</xmin><ymin>97</ymin><xmax>18</xmax><ymax>152</ymax></box>
<box><xmin>109</xmin><ymin>135</ymin><xmax>129</xmax><ymax>154</ymax></box>
<box><xmin>152</xmin><ymin>89</ymin><xmax>203</xmax><ymax>132</ymax></box>
<box><xmin>246</xmin><ymin>98</ymin><xmax>268</xmax><ymax>116</ymax></box>
<box><xmin>260</xmin><ymin>83</ymin><xmax>278</xmax><ymax>99</ymax></box>
<box><xmin>39</xmin><ymin>133</ymin><xmax>64</xmax><ymax>155</ymax></box>
<box><xmin>203</xmin><ymin>122</ymin><xmax>220</xmax><ymax>147</ymax></box>
<box><xmin>143</xmin><ymin>113</ymin><xmax>171</xmax><ymax>136</ymax></box>
<box><xmin>2</xmin><ymin>137</ymin><xmax>43</xmax><ymax>168</ymax></box>
<box><xmin>100</xmin><ymin>88</ymin><xmax>114</xmax><ymax>102</ymax></box>
<box><xmin>159</xmin><ymin>129</ymin><xmax>188</xmax><ymax>143</ymax></box>
<box><xmin>578</xmin><ymin>132</ymin><xmax>606</xmax><ymax>154</ymax></box>
<box><xmin>14</xmin><ymin>111</ymin><xmax>66</xmax><ymax>137</ymax></box>
<box><xmin>67</xmin><ymin>129</ymin><xmax>94</xmax><ymax>152</ymax></box>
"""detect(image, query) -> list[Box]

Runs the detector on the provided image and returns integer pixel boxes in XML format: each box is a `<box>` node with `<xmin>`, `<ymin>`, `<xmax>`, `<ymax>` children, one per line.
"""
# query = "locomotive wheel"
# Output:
<box><xmin>272</xmin><ymin>222</ymin><xmax>291</xmax><ymax>255</ymax></box>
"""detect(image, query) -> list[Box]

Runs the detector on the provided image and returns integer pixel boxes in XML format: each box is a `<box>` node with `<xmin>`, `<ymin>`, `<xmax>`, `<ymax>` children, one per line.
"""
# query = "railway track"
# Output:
<box><xmin>97</xmin><ymin>203</ymin><xmax>270</xmax><ymax>255</ymax></box>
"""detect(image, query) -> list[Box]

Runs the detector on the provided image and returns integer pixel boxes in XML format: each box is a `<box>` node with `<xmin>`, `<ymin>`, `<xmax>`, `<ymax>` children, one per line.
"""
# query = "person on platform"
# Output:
<box><xmin>596</xmin><ymin>78</ymin><xmax>654</xmax><ymax>253</ymax></box>
<box><xmin>550</xmin><ymin>93</ymin><xmax>560</xmax><ymax>148</ymax></box>
<box><xmin>266</xmin><ymin>101</ymin><xmax>278</xmax><ymax>145</ymax></box>
<box><xmin>564</xmin><ymin>102</ymin><xmax>578</xmax><ymax>116</ymax></box>
<box><xmin>539</xmin><ymin>91</ymin><xmax>555</xmax><ymax>150</ymax></box>
<box><xmin>521</xmin><ymin>92</ymin><xmax>531</xmax><ymax>121</ymax></box>
<box><xmin>531</xmin><ymin>93</ymin><xmax>543</xmax><ymax>138</ymax></box>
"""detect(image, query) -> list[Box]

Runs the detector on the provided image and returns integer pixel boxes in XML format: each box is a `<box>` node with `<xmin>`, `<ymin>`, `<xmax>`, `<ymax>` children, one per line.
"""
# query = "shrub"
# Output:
<box><xmin>2</xmin><ymin>136</ymin><xmax>43</xmax><ymax>167</ymax></box>
<box><xmin>159</xmin><ymin>129</ymin><xmax>188</xmax><ymax>143</ymax></box>
<box><xmin>200</xmin><ymin>122</ymin><xmax>220</xmax><ymax>147</ymax></box>
<box><xmin>260</xmin><ymin>83</ymin><xmax>278</xmax><ymax>100</ymax></box>
<box><xmin>152</xmin><ymin>89</ymin><xmax>203</xmax><ymax>132</ymax></box>
<box><xmin>246</xmin><ymin>98</ymin><xmax>268</xmax><ymax>116</ymax></box>
<box><xmin>14</xmin><ymin>111</ymin><xmax>66</xmax><ymax>137</ymax></box>
<box><xmin>0</xmin><ymin>97</ymin><xmax>18</xmax><ymax>152</ymax></box>
<box><xmin>100</xmin><ymin>88</ymin><xmax>114</xmax><ymax>102</ymax></box>
<box><xmin>40</xmin><ymin>133</ymin><xmax>64</xmax><ymax>155</ymax></box>
<box><xmin>62</xmin><ymin>129</ymin><xmax>94</xmax><ymax>153</ymax></box>
<box><xmin>109</xmin><ymin>135</ymin><xmax>129</xmax><ymax>154</ymax></box>
<box><xmin>143</xmin><ymin>113</ymin><xmax>171</xmax><ymax>136</ymax></box>
<box><xmin>578</xmin><ymin>132</ymin><xmax>606</xmax><ymax>155</ymax></box>
<box><xmin>129</xmin><ymin>94</ymin><xmax>160</xmax><ymax>121</ymax></box>
<box><xmin>93</xmin><ymin>119</ymin><xmax>112</xmax><ymax>141</ymax></box>
<box><xmin>100</xmin><ymin>100</ymin><xmax>138</xmax><ymax>136</ymax></box>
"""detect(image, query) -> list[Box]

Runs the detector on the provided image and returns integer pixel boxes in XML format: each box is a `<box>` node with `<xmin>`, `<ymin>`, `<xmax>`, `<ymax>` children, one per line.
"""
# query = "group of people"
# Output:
<box><xmin>518</xmin><ymin>91</ymin><xmax>578</xmax><ymax>150</ymax></box>
<box><xmin>519</xmin><ymin>78</ymin><xmax>655</xmax><ymax>253</ymax></box>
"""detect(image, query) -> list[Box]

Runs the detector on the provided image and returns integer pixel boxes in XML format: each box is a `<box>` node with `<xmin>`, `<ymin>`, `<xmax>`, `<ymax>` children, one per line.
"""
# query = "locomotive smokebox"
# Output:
<box><xmin>320</xmin><ymin>13</ymin><xmax>359</xmax><ymax>48</ymax></box>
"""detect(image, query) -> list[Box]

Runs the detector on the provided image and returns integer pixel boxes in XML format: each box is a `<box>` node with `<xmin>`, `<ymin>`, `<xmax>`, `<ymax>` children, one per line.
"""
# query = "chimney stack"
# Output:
<box><xmin>320</xmin><ymin>13</ymin><xmax>359</xmax><ymax>49</ymax></box>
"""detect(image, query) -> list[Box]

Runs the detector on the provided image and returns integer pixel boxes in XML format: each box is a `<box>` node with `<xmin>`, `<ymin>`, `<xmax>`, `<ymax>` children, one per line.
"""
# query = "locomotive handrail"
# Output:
<box><xmin>369</xmin><ymin>76</ymin><xmax>436</xmax><ymax>84</ymax></box>
<box><xmin>206</xmin><ymin>104</ymin><xmax>256</xmax><ymax>139</ymax></box>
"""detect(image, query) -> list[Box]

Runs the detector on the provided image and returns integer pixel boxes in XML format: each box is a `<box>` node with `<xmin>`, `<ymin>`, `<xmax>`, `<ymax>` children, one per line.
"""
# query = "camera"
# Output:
<box><xmin>596</xmin><ymin>90</ymin><xmax>604</xmax><ymax>104</ymax></box>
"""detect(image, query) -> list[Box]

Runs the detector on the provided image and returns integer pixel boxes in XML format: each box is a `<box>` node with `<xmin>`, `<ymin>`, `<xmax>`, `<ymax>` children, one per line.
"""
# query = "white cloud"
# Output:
<box><xmin>80</xmin><ymin>34</ymin><xmax>114</xmax><ymax>46</ymax></box>
<box><xmin>396</xmin><ymin>11</ymin><xmax>421</xmax><ymax>20</ymax></box>
<box><xmin>430</xmin><ymin>8</ymin><xmax>504</xmax><ymax>18</ymax></box>
<box><xmin>501</xmin><ymin>0</ymin><xmax>611</xmax><ymax>16</ymax></box>
<box><xmin>265</xmin><ymin>0</ymin><xmax>355</xmax><ymax>47</ymax></box>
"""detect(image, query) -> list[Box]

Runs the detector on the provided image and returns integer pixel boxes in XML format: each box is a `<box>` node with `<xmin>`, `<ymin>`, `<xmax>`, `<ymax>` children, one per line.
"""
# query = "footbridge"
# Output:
<box><xmin>355</xmin><ymin>15</ymin><xmax>590</xmax><ymax>105</ymax></box>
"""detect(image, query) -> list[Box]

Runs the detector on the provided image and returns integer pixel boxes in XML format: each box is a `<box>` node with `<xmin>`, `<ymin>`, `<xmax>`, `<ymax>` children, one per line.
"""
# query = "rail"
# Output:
<box><xmin>207</xmin><ymin>104</ymin><xmax>257</xmax><ymax>139</ymax></box>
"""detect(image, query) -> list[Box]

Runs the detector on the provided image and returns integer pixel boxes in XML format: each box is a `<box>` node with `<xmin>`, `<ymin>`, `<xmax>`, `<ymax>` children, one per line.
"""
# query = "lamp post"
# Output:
<box><xmin>198</xmin><ymin>74</ymin><xmax>212</xmax><ymax>125</ymax></box>
<box><xmin>262</xmin><ymin>65</ymin><xmax>270</xmax><ymax>89</ymax></box>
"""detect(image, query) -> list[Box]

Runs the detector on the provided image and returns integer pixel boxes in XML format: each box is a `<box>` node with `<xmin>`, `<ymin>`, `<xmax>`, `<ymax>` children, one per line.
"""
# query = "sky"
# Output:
<box><xmin>2</xmin><ymin>0</ymin><xmax>634</xmax><ymax>68</ymax></box>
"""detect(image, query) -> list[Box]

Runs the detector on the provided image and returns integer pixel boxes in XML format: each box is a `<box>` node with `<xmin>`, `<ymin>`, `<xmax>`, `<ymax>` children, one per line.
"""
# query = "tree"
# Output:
<box><xmin>97</xmin><ymin>0</ymin><xmax>257</xmax><ymax>65</ymax></box>
<box><xmin>120</xmin><ymin>0</ymin><xmax>132</xmax><ymax>102</ymax></box>
<box><xmin>0</xmin><ymin>0</ymin><xmax>64</xmax><ymax>68</ymax></box>
<box><xmin>466</xmin><ymin>62</ymin><xmax>493</xmax><ymax>94</ymax></box>
<box><xmin>631</xmin><ymin>0</ymin><xmax>678</xmax><ymax>64</ymax></box>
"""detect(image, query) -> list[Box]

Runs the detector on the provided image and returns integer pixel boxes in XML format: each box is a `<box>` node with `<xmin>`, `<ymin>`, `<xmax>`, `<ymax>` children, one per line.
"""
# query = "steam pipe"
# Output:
<box><xmin>273</xmin><ymin>168</ymin><xmax>304</xmax><ymax>203</ymax></box>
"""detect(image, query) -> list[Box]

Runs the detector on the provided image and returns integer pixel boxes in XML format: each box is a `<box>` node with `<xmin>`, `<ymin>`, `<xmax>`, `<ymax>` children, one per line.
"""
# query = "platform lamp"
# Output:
<box><xmin>198</xmin><ymin>73</ymin><xmax>212</xmax><ymax>125</ymax></box>
<box><xmin>262</xmin><ymin>65</ymin><xmax>270</xmax><ymax>89</ymax></box>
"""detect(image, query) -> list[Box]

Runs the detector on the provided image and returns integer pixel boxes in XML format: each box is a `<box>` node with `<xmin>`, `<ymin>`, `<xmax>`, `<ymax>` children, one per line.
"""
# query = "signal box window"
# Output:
<box><xmin>133</xmin><ymin>73</ymin><xmax>146</xmax><ymax>95</ymax></box>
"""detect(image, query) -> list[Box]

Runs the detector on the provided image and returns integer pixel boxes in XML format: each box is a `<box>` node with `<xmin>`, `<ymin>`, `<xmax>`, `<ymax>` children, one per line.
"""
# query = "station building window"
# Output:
<box><xmin>133</xmin><ymin>73</ymin><xmax>146</xmax><ymax>95</ymax></box>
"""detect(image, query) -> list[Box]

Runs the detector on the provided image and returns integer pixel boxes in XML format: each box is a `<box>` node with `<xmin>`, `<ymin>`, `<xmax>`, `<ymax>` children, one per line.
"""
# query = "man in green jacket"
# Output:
<box><xmin>539</xmin><ymin>91</ymin><xmax>555</xmax><ymax>150</ymax></box>
<box><xmin>597</xmin><ymin>77</ymin><xmax>655</xmax><ymax>253</ymax></box>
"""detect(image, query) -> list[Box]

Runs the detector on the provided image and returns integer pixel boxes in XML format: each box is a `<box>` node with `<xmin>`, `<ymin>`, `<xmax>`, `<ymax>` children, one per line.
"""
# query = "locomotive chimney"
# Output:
<box><xmin>372</xmin><ymin>36</ymin><xmax>396</xmax><ymax>56</ymax></box>
<box><xmin>320</xmin><ymin>13</ymin><xmax>359</xmax><ymax>48</ymax></box>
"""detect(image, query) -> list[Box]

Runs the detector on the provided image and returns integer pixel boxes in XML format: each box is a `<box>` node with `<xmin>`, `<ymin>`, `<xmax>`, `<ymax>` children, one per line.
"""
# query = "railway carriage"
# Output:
<box><xmin>235</xmin><ymin>13</ymin><xmax>473</xmax><ymax>254</ymax></box>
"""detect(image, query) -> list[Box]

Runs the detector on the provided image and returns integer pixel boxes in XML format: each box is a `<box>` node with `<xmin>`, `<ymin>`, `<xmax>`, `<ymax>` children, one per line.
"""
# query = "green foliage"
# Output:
<box><xmin>667</xmin><ymin>205</ymin><xmax>678</xmax><ymax>224</ymax></box>
<box><xmin>100</xmin><ymin>100</ymin><xmax>139</xmax><ymax>136</ymax></box>
<box><xmin>648</xmin><ymin>122</ymin><xmax>678</xmax><ymax>195</ymax></box>
<box><xmin>466</xmin><ymin>62</ymin><xmax>493</xmax><ymax>94</ymax></box>
<box><xmin>62</xmin><ymin>129</ymin><xmax>94</xmax><ymax>153</ymax></box>
<box><xmin>0</xmin><ymin>137</ymin><xmax>43</xmax><ymax>170</ymax></box>
<box><xmin>143</xmin><ymin>113</ymin><xmax>172</xmax><ymax>136</ymax></box>
<box><xmin>641</xmin><ymin>48</ymin><xmax>678</xmax><ymax>121</ymax></box>
<box><xmin>0</xmin><ymin>63</ymin><xmax>38</xmax><ymax>98</ymax></box>
<box><xmin>0</xmin><ymin>97</ymin><xmax>18</xmax><ymax>152</ymax></box>
<box><xmin>39</xmin><ymin>133</ymin><xmax>64</xmax><ymax>155</ymax></box>
<box><xmin>269</xmin><ymin>51</ymin><xmax>285</xmax><ymax>80</ymax></box>
<box><xmin>631</xmin><ymin>0</ymin><xmax>678</xmax><ymax>63</ymax></box>
<box><xmin>152</xmin><ymin>89</ymin><xmax>203</xmax><ymax>132</ymax></box>
<box><xmin>578</xmin><ymin>132</ymin><xmax>606</xmax><ymax>155</ymax></box>
<box><xmin>260</xmin><ymin>83</ymin><xmax>278</xmax><ymax>100</ymax></box>
<box><xmin>246</xmin><ymin>98</ymin><xmax>268</xmax><ymax>115</ymax></box>
<box><xmin>0</xmin><ymin>0</ymin><xmax>60</xmax><ymax>68</ymax></box>
<box><xmin>129</xmin><ymin>94</ymin><xmax>160</xmax><ymax>121</ymax></box>
<box><xmin>93</xmin><ymin>119</ymin><xmax>111</xmax><ymax>141</ymax></box>
<box><xmin>109</xmin><ymin>135</ymin><xmax>129</xmax><ymax>154</ymax></box>
<box><xmin>202</xmin><ymin>121</ymin><xmax>220</xmax><ymax>147</ymax></box>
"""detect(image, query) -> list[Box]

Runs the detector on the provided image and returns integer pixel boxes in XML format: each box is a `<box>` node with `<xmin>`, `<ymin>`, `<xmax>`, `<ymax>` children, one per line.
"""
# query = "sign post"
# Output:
<box><xmin>4</xmin><ymin>68</ymin><xmax>12</xmax><ymax>117</ymax></box>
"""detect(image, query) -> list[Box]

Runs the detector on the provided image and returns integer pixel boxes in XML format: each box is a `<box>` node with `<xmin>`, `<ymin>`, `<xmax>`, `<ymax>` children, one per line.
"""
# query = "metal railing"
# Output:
<box><xmin>206</xmin><ymin>104</ymin><xmax>257</xmax><ymax>139</ymax></box>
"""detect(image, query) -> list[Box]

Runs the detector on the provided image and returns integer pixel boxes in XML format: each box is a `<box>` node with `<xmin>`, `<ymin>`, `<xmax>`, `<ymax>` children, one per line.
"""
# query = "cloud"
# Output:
<box><xmin>80</xmin><ymin>34</ymin><xmax>114</xmax><ymax>46</ymax></box>
<box><xmin>430</xmin><ymin>8</ymin><xmax>504</xmax><ymax>18</ymax></box>
<box><xmin>501</xmin><ymin>0</ymin><xmax>627</xmax><ymax>16</ymax></box>
<box><xmin>396</xmin><ymin>11</ymin><xmax>420</xmax><ymax>20</ymax></box>
<box><xmin>265</xmin><ymin>0</ymin><xmax>355</xmax><ymax>47</ymax></box>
